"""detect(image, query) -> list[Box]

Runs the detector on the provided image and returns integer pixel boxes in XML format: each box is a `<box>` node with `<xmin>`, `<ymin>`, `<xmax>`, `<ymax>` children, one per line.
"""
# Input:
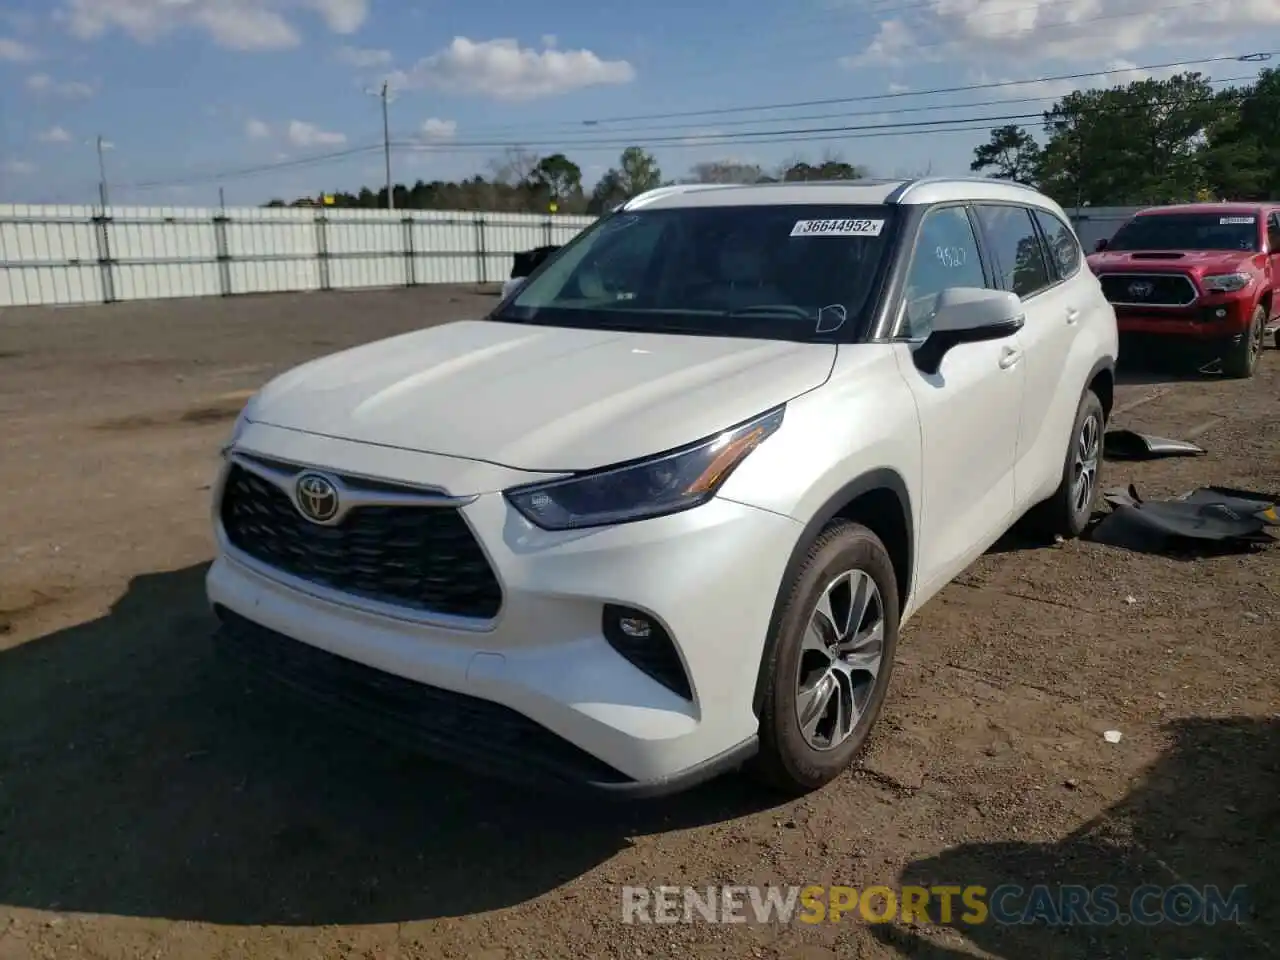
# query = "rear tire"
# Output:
<box><xmin>750</xmin><ymin>521</ymin><xmax>899</xmax><ymax>795</ymax></box>
<box><xmin>1222</xmin><ymin>305</ymin><xmax>1266</xmax><ymax>379</ymax></box>
<box><xmin>1025</xmin><ymin>389</ymin><xmax>1104</xmax><ymax>541</ymax></box>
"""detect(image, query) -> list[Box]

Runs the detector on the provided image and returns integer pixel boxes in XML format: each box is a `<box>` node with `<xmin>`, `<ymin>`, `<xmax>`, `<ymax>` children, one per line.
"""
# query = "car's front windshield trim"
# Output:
<box><xmin>489</xmin><ymin>203</ymin><xmax>901</xmax><ymax>343</ymax></box>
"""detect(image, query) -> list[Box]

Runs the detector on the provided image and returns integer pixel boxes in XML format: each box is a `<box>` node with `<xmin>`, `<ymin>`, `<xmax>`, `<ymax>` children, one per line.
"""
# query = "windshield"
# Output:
<box><xmin>493</xmin><ymin>204</ymin><xmax>899</xmax><ymax>341</ymax></box>
<box><xmin>1106</xmin><ymin>212</ymin><xmax>1261</xmax><ymax>252</ymax></box>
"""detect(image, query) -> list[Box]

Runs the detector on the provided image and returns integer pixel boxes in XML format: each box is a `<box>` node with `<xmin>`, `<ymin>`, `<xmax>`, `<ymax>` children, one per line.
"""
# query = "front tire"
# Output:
<box><xmin>751</xmin><ymin>521</ymin><xmax>900</xmax><ymax>795</ymax></box>
<box><xmin>1222</xmin><ymin>305</ymin><xmax>1266</xmax><ymax>379</ymax></box>
<box><xmin>1026</xmin><ymin>389</ymin><xmax>1104</xmax><ymax>541</ymax></box>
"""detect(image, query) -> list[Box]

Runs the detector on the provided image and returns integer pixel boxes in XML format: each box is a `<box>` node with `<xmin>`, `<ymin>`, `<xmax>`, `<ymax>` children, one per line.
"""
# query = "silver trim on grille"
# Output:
<box><xmin>230</xmin><ymin>451</ymin><xmax>478</xmax><ymax>528</ymax></box>
<box><xmin>1098</xmin><ymin>271</ymin><xmax>1198</xmax><ymax>308</ymax></box>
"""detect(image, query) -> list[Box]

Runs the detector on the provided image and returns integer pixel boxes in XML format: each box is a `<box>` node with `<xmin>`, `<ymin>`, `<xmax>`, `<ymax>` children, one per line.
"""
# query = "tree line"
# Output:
<box><xmin>970</xmin><ymin>68</ymin><xmax>1280</xmax><ymax>206</ymax></box>
<box><xmin>268</xmin><ymin>148</ymin><xmax>890</xmax><ymax>214</ymax></box>
<box><xmin>267</xmin><ymin>67</ymin><xmax>1278</xmax><ymax>214</ymax></box>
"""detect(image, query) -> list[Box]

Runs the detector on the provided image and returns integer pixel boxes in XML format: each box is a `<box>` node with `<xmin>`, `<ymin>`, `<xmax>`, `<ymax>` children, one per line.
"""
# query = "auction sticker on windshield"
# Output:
<box><xmin>790</xmin><ymin>219</ymin><xmax>885</xmax><ymax>237</ymax></box>
<box><xmin>1220</xmin><ymin>217</ymin><xmax>1255</xmax><ymax>224</ymax></box>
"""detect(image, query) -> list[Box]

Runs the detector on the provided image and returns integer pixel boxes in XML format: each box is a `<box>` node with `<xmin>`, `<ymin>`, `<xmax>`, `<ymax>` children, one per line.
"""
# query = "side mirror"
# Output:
<box><xmin>1094</xmin><ymin>238</ymin><xmax>1109</xmax><ymax>252</ymax></box>
<box><xmin>913</xmin><ymin>287</ymin><xmax>1024</xmax><ymax>375</ymax></box>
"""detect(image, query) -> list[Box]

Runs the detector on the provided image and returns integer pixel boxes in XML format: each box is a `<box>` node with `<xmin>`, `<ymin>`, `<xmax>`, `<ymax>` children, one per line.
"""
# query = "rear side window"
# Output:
<box><xmin>1033</xmin><ymin>209</ymin><xmax>1082</xmax><ymax>280</ymax></box>
<box><xmin>1269</xmin><ymin>213</ymin><xmax>1280</xmax><ymax>252</ymax></box>
<box><xmin>974</xmin><ymin>204</ymin><xmax>1052</xmax><ymax>299</ymax></box>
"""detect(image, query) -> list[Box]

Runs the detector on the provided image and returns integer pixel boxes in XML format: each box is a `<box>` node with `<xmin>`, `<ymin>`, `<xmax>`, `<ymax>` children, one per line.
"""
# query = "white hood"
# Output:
<box><xmin>248</xmin><ymin>319</ymin><xmax>836</xmax><ymax>471</ymax></box>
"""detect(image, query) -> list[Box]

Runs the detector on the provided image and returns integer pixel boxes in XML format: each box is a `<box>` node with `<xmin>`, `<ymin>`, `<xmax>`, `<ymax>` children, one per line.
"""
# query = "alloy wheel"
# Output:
<box><xmin>794</xmin><ymin>569</ymin><xmax>885</xmax><ymax>752</ymax></box>
<box><xmin>1072</xmin><ymin>412</ymin><xmax>1101</xmax><ymax>517</ymax></box>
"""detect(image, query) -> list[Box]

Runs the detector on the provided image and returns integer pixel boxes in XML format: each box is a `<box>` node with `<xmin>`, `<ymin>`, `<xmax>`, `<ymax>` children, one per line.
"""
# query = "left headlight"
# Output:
<box><xmin>1202</xmin><ymin>272</ymin><xmax>1252</xmax><ymax>294</ymax></box>
<box><xmin>504</xmin><ymin>406</ymin><xmax>786</xmax><ymax>531</ymax></box>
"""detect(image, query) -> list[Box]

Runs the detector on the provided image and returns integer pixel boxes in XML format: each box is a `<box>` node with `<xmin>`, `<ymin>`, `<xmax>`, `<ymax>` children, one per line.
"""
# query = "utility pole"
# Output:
<box><xmin>381</xmin><ymin>81</ymin><xmax>393</xmax><ymax>210</ymax></box>
<box><xmin>95</xmin><ymin>134</ymin><xmax>109</xmax><ymax>207</ymax></box>
<box><xmin>365</xmin><ymin>81</ymin><xmax>395</xmax><ymax>210</ymax></box>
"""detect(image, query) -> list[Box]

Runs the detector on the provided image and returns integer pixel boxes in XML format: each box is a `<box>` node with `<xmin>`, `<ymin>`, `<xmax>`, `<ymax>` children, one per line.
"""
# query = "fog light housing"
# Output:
<box><xmin>602</xmin><ymin>603</ymin><xmax>692</xmax><ymax>700</ymax></box>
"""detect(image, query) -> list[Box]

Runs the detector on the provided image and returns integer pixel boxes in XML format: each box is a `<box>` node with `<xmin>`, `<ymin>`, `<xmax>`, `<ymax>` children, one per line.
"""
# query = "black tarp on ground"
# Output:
<box><xmin>1089</xmin><ymin>484</ymin><xmax>1278</xmax><ymax>556</ymax></box>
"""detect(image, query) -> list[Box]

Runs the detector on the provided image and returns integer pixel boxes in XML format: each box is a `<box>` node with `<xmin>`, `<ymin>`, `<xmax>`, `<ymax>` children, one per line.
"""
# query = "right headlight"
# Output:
<box><xmin>504</xmin><ymin>406</ymin><xmax>786</xmax><ymax>531</ymax></box>
<box><xmin>220</xmin><ymin>393</ymin><xmax>257</xmax><ymax>458</ymax></box>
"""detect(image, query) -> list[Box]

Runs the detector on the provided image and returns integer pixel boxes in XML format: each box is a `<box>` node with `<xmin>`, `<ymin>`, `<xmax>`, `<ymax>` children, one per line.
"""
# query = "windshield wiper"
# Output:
<box><xmin>722</xmin><ymin>304</ymin><xmax>813</xmax><ymax>320</ymax></box>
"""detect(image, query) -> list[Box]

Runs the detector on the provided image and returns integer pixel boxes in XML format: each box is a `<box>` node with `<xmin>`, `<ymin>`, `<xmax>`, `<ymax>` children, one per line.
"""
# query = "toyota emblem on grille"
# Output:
<box><xmin>295</xmin><ymin>473</ymin><xmax>339</xmax><ymax>523</ymax></box>
<box><xmin>1127</xmin><ymin>280</ymin><xmax>1155</xmax><ymax>299</ymax></box>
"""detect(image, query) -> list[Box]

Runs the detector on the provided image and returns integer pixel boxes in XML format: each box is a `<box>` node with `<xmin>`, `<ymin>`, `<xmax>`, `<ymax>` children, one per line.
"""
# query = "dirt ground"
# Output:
<box><xmin>1</xmin><ymin>285</ymin><xmax>1277</xmax><ymax>960</ymax></box>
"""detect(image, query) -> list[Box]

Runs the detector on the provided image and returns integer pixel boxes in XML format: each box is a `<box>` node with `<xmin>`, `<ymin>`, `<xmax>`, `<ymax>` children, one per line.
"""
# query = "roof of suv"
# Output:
<box><xmin>621</xmin><ymin>176</ymin><xmax>1062</xmax><ymax>211</ymax></box>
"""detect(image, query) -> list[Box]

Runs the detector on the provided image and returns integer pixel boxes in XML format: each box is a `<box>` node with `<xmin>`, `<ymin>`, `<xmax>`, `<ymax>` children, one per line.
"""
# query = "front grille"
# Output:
<box><xmin>214</xmin><ymin>606</ymin><xmax>633</xmax><ymax>787</ymax></box>
<box><xmin>219</xmin><ymin>463</ymin><xmax>503</xmax><ymax>619</ymax></box>
<box><xmin>1099</xmin><ymin>272</ymin><xmax>1197</xmax><ymax>307</ymax></box>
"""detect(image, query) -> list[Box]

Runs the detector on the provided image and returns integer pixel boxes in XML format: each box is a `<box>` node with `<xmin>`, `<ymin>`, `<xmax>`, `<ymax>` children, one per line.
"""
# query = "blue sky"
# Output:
<box><xmin>1</xmin><ymin>0</ymin><xmax>1278</xmax><ymax>207</ymax></box>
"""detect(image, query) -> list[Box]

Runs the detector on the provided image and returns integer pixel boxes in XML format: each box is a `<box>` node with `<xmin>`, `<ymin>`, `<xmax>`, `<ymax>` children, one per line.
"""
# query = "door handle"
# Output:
<box><xmin>998</xmin><ymin>346</ymin><xmax>1022</xmax><ymax>369</ymax></box>
<box><xmin>1065</xmin><ymin>307</ymin><xmax>1081</xmax><ymax>324</ymax></box>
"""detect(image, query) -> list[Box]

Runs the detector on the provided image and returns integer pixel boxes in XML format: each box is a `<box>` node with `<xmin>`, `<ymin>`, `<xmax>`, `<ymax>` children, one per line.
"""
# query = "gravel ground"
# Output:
<box><xmin>1</xmin><ymin>286</ymin><xmax>1277</xmax><ymax>960</ymax></box>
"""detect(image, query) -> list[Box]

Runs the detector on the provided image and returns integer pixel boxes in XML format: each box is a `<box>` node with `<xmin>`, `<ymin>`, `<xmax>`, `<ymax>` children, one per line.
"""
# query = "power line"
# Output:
<box><xmin>390</xmin><ymin>89</ymin><xmax>1253</xmax><ymax>153</ymax></box>
<box><xmin>581</xmin><ymin>50</ymin><xmax>1275</xmax><ymax>125</ymax></box>
<box><xmin>128</xmin><ymin>142</ymin><xmax>385</xmax><ymax>189</ymax></box>
<box><xmin>117</xmin><ymin>58</ymin><xmax>1269</xmax><ymax>192</ymax></box>
<box><xmin>577</xmin><ymin>0</ymin><xmax>1243</xmax><ymax>95</ymax></box>
<box><xmin>397</xmin><ymin>75</ymin><xmax>1254</xmax><ymax>143</ymax></box>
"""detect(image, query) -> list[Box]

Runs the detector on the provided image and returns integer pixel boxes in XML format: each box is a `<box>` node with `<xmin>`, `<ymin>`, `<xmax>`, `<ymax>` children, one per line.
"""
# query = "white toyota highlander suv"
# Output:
<box><xmin>208</xmin><ymin>177</ymin><xmax>1118</xmax><ymax>797</ymax></box>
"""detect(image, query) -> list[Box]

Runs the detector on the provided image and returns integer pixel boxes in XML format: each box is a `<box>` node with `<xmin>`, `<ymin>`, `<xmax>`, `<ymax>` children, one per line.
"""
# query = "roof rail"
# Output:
<box><xmin>888</xmin><ymin>175</ymin><xmax>1042</xmax><ymax>204</ymax></box>
<box><xmin>621</xmin><ymin>183</ymin><xmax>739</xmax><ymax>210</ymax></box>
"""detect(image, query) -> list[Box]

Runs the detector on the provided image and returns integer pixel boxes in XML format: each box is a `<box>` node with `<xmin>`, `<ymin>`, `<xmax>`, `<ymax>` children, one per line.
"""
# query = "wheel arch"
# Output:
<box><xmin>752</xmin><ymin>468</ymin><xmax>914</xmax><ymax>716</ymax></box>
<box><xmin>1085</xmin><ymin>355</ymin><xmax>1116</xmax><ymax>425</ymax></box>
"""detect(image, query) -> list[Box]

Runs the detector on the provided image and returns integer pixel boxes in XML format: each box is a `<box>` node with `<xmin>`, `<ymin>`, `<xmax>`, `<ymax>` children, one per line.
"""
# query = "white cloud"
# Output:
<box><xmin>336</xmin><ymin>44</ymin><xmax>391</xmax><ymax>67</ymax></box>
<box><xmin>541</xmin><ymin>34</ymin><xmax>557</xmax><ymax>48</ymax></box>
<box><xmin>0</xmin><ymin>36</ymin><xmax>37</xmax><ymax>61</ymax></box>
<box><xmin>389</xmin><ymin>36</ymin><xmax>635</xmax><ymax>101</ymax></box>
<box><xmin>37</xmin><ymin>126</ymin><xmax>73</xmax><ymax>143</ymax></box>
<box><xmin>287</xmin><ymin>120</ymin><xmax>346</xmax><ymax>147</ymax></box>
<box><xmin>245</xmin><ymin>118</ymin><xmax>272</xmax><ymax>139</ymax></box>
<box><xmin>888</xmin><ymin>81</ymin><xmax>911</xmax><ymax>93</ymax></box>
<box><xmin>420</xmin><ymin>117</ymin><xmax>457</xmax><ymax>140</ymax></box>
<box><xmin>841</xmin><ymin>19</ymin><xmax>924</xmax><ymax>69</ymax></box>
<box><xmin>845</xmin><ymin>0</ymin><xmax>1280</xmax><ymax>65</ymax></box>
<box><xmin>59</xmin><ymin>0</ymin><xmax>369</xmax><ymax>51</ymax></box>
<box><xmin>25</xmin><ymin>72</ymin><xmax>96</xmax><ymax>98</ymax></box>
<box><xmin>4</xmin><ymin>159</ymin><xmax>36</xmax><ymax>175</ymax></box>
<box><xmin>306</xmin><ymin>0</ymin><xmax>366</xmax><ymax>34</ymax></box>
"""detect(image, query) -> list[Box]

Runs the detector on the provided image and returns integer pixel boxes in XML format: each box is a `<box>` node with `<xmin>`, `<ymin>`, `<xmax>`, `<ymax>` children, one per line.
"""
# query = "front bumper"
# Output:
<box><xmin>1113</xmin><ymin>298</ymin><xmax>1253</xmax><ymax>341</ymax></box>
<box><xmin>206</xmin><ymin>445</ymin><xmax>803</xmax><ymax>795</ymax></box>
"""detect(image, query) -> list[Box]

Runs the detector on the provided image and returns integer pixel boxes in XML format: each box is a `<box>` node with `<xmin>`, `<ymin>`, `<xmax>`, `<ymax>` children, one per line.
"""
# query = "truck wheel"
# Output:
<box><xmin>750</xmin><ymin>520</ymin><xmax>900</xmax><ymax>796</ymax></box>
<box><xmin>1222</xmin><ymin>305</ymin><xmax>1266</xmax><ymax>378</ymax></box>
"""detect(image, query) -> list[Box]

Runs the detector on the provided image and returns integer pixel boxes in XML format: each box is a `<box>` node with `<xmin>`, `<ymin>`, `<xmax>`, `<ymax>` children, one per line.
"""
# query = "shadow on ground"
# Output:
<box><xmin>1114</xmin><ymin>345</ymin><xmax>1226</xmax><ymax>387</ymax></box>
<box><xmin>869</xmin><ymin>716</ymin><xmax>1279</xmax><ymax>958</ymax></box>
<box><xmin>0</xmin><ymin>565</ymin><xmax>779</xmax><ymax>925</ymax></box>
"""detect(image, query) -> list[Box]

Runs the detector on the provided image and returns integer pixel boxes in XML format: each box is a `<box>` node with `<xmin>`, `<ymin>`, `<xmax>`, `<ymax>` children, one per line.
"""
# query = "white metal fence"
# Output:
<box><xmin>0</xmin><ymin>202</ymin><xmax>1143</xmax><ymax>310</ymax></box>
<box><xmin>0</xmin><ymin>204</ymin><xmax>596</xmax><ymax>308</ymax></box>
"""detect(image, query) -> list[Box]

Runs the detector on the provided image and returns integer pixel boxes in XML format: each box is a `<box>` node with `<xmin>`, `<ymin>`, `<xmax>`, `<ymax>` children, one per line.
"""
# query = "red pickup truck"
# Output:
<box><xmin>1087</xmin><ymin>203</ymin><xmax>1279</xmax><ymax>377</ymax></box>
